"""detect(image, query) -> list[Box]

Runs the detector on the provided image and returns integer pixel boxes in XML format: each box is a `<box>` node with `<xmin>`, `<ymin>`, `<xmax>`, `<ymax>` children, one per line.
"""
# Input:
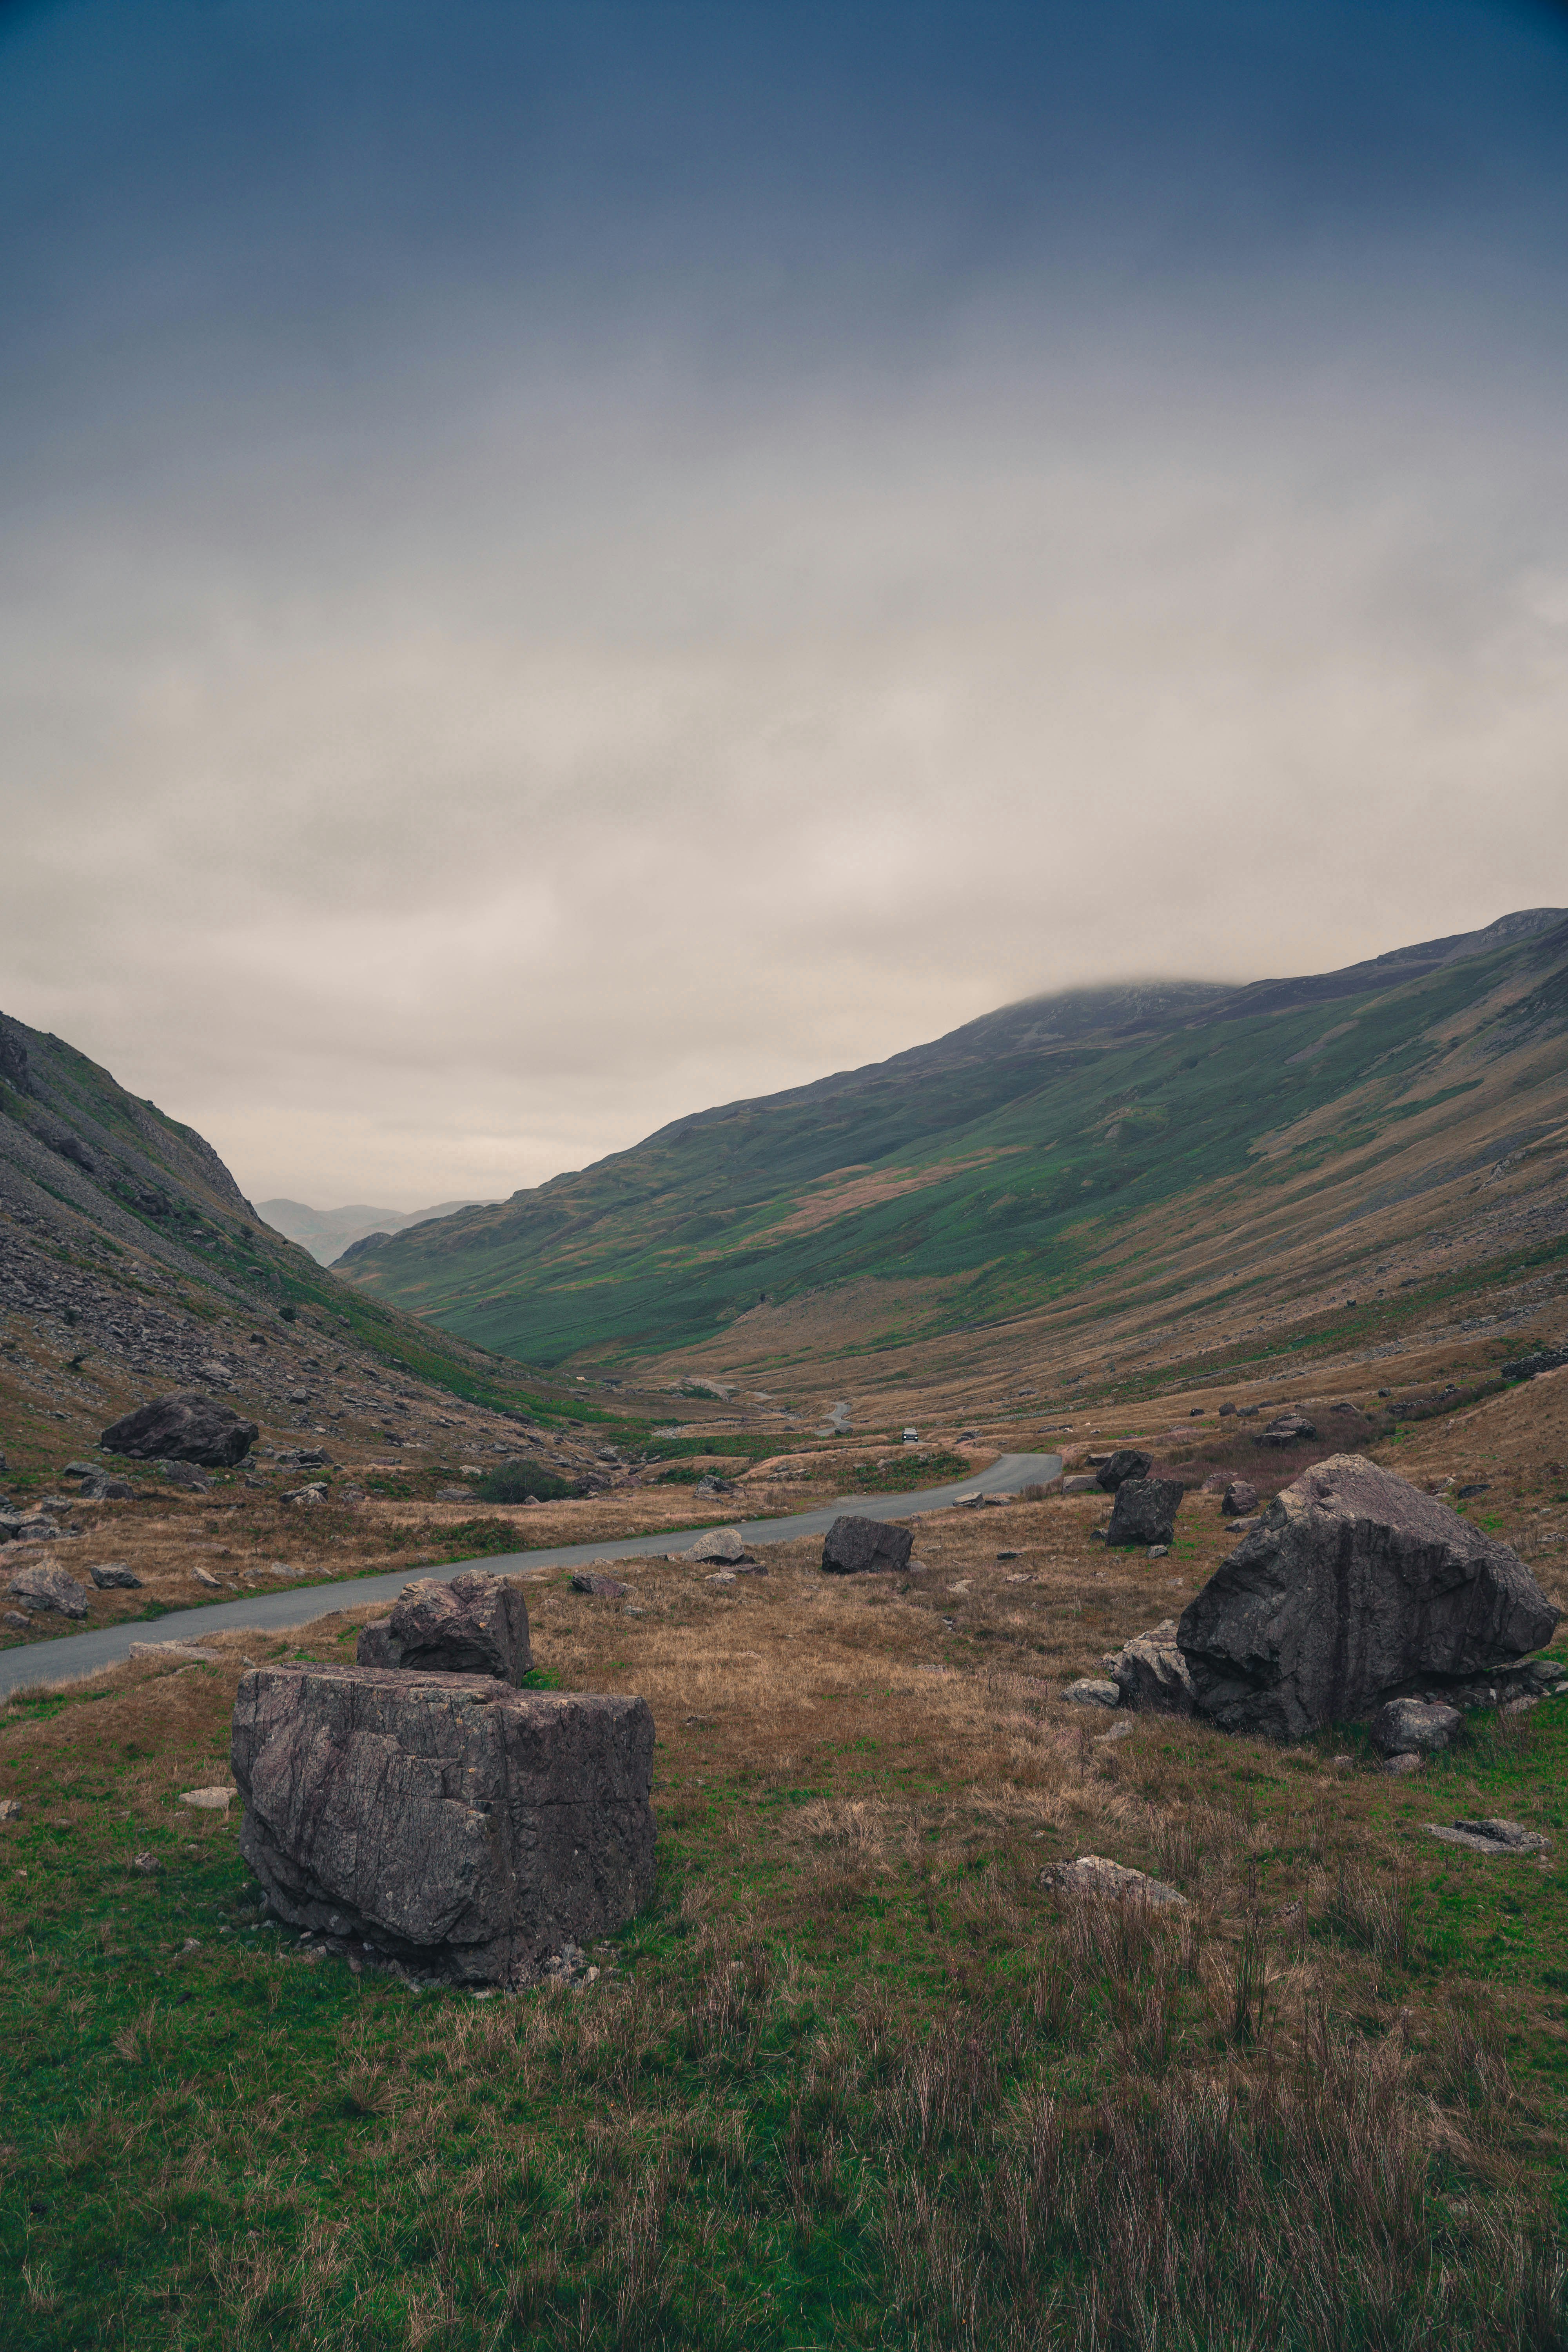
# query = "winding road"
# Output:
<box><xmin>0</xmin><ymin>1450</ymin><xmax>1062</xmax><ymax>1701</ymax></box>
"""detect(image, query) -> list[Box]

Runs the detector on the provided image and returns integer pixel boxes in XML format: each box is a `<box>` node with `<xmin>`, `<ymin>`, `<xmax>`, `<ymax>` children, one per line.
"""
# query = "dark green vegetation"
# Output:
<box><xmin>475</xmin><ymin>1463</ymin><xmax>580</xmax><ymax>1506</ymax></box>
<box><xmin>846</xmin><ymin>1450</ymin><xmax>972</xmax><ymax>1493</ymax></box>
<box><xmin>335</xmin><ymin>911</ymin><xmax>1568</xmax><ymax>1368</ymax></box>
<box><xmin>2</xmin><ymin>1656</ymin><xmax>1566</xmax><ymax>2349</ymax></box>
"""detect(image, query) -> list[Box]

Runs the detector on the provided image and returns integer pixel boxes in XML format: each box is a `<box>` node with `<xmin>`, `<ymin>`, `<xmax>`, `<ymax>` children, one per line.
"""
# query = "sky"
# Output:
<box><xmin>5</xmin><ymin>0</ymin><xmax>1568</xmax><ymax>1209</ymax></box>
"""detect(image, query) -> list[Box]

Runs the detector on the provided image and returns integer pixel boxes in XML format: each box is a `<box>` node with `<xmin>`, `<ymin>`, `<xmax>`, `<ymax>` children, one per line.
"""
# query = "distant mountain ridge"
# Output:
<box><xmin>258</xmin><ymin>1198</ymin><xmax>498</xmax><ymax>1265</ymax></box>
<box><xmin>335</xmin><ymin>909</ymin><xmax>1568</xmax><ymax>1369</ymax></box>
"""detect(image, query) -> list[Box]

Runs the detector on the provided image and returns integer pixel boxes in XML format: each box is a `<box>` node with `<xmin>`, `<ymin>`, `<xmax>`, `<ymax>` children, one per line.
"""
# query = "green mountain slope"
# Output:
<box><xmin>336</xmin><ymin>911</ymin><xmax>1568</xmax><ymax>1368</ymax></box>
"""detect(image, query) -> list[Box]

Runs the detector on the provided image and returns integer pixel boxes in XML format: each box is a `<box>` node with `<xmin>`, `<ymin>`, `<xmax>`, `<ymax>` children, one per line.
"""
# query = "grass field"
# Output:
<box><xmin>3</xmin><ymin>1408</ymin><xmax>1566</xmax><ymax>2350</ymax></box>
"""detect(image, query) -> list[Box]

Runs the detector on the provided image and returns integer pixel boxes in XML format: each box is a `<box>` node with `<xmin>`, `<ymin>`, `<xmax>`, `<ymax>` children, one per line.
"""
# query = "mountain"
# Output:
<box><xmin>0</xmin><ymin>1012</ymin><xmax>580</xmax><ymax>1452</ymax></box>
<box><xmin>334</xmin><ymin>910</ymin><xmax>1568</xmax><ymax>1377</ymax></box>
<box><xmin>258</xmin><ymin>1198</ymin><xmax>498</xmax><ymax>1265</ymax></box>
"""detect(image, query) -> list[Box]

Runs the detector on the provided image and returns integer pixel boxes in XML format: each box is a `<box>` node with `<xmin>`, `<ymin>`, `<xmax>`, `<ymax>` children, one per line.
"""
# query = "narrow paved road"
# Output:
<box><xmin>0</xmin><ymin>1451</ymin><xmax>1062</xmax><ymax>1700</ymax></box>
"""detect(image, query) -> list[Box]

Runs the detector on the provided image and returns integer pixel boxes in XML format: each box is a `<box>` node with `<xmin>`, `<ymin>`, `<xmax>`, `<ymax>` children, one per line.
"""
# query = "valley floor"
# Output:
<box><xmin>1</xmin><ymin>1372</ymin><xmax>1564</xmax><ymax>2348</ymax></box>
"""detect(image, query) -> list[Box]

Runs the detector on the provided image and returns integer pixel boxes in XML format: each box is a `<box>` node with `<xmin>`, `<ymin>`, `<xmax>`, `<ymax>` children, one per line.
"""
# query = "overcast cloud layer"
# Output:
<box><xmin>5</xmin><ymin>0</ymin><xmax>1568</xmax><ymax>1207</ymax></box>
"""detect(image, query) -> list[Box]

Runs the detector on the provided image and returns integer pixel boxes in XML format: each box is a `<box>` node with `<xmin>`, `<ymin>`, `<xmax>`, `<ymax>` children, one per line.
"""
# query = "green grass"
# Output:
<box><xmin>2</xmin><ymin>1668</ymin><xmax>1566</xmax><ymax>2347</ymax></box>
<box><xmin>846</xmin><ymin>1451</ymin><xmax>973</xmax><ymax>1494</ymax></box>
<box><xmin>337</xmin><ymin>929</ymin><xmax>1568</xmax><ymax>1369</ymax></box>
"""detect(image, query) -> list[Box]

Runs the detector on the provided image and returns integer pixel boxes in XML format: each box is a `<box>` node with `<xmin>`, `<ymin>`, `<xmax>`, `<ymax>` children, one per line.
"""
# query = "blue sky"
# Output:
<box><xmin>5</xmin><ymin>1</ymin><xmax>1568</xmax><ymax>1202</ymax></box>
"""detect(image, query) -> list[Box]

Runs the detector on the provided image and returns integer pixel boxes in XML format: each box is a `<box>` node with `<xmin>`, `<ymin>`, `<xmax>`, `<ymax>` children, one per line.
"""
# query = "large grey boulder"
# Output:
<box><xmin>1111</xmin><ymin>1619</ymin><xmax>1197</xmax><ymax>1715</ymax></box>
<box><xmin>355</xmin><ymin>1570</ymin><xmax>531</xmax><ymax>1682</ymax></box>
<box><xmin>1105</xmin><ymin>1477</ymin><xmax>1183</xmax><ymax>1549</ymax></box>
<box><xmin>101</xmin><ymin>1392</ymin><xmax>258</xmax><ymax>1467</ymax></box>
<box><xmin>821</xmin><ymin>1514</ymin><xmax>914</xmax><ymax>1575</ymax></box>
<box><xmin>1179</xmin><ymin>1454</ymin><xmax>1560</xmax><ymax>1741</ymax></box>
<box><xmin>232</xmin><ymin>1664</ymin><xmax>656</xmax><ymax>1983</ymax></box>
<box><xmin>8</xmin><ymin>1561</ymin><xmax>89</xmax><ymax>1617</ymax></box>
<box><xmin>1095</xmin><ymin>1448</ymin><xmax>1152</xmax><ymax>1493</ymax></box>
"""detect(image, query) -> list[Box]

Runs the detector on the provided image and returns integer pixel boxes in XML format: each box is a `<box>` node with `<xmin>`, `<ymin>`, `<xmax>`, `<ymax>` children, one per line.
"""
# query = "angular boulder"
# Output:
<box><xmin>89</xmin><ymin>1562</ymin><xmax>143</xmax><ymax>1590</ymax></box>
<box><xmin>101</xmin><ymin>1392</ymin><xmax>258</xmax><ymax>1467</ymax></box>
<box><xmin>820</xmin><ymin>1514</ymin><xmax>914</xmax><ymax>1575</ymax></box>
<box><xmin>1221</xmin><ymin>1479</ymin><xmax>1258</xmax><ymax>1517</ymax></box>
<box><xmin>1111</xmin><ymin>1619</ymin><xmax>1197</xmax><ymax>1715</ymax></box>
<box><xmin>1095</xmin><ymin>1448</ymin><xmax>1153</xmax><ymax>1493</ymax></box>
<box><xmin>1105</xmin><ymin>1477</ymin><xmax>1183</xmax><ymax>1549</ymax></box>
<box><xmin>1041</xmin><ymin>1855</ymin><xmax>1188</xmax><ymax>1907</ymax></box>
<box><xmin>232</xmin><ymin>1664</ymin><xmax>656</xmax><ymax>1983</ymax></box>
<box><xmin>1255</xmin><ymin>1412</ymin><xmax>1317</xmax><ymax>1448</ymax></box>
<box><xmin>356</xmin><ymin>1569</ymin><xmax>531</xmax><ymax>1682</ymax></box>
<box><xmin>570</xmin><ymin>1572</ymin><xmax>628</xmax><ymax>1598</ymax></box>
<box><xmin>1369</xmin><ymin>1697</ymin><xmax>1461</xmax><ymax>1758</ymax></box>
<box><xmin>1178</xmin><ymin>1454</ymin><xmax>1561</xmax><ymax>1741</ymax></box>
<box><xmin>8</xmin><ymin>1561</ymin><xmax>89</xmax><ymax>1617</ymax></box>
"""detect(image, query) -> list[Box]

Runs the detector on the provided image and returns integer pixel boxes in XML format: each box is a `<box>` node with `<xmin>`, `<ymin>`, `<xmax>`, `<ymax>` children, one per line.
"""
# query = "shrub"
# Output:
<box><xmin>476</xmin><ymin>1460</ymin><xmax>578</xmax><ymax>1505</ymax></box>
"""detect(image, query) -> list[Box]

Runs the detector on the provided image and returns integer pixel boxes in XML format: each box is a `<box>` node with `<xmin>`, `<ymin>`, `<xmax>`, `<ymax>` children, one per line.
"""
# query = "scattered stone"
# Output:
<box><xmin>1369</xmin><ymin>1697</ymin><xmax>1463</xmax><ymax>1758</ymax></box>
<box><xmin>1094</xmin><ymin>1719</ymin><xmax>1136</xmax><ymax>1744</ymax></box>
<box><xmin>101</xmin><ymin>1392</ymin><xmax>258</xmax><ymax>1467</ymax></box>
<box><xmin>1060</xmin><ymin>1474</ymin><xmax>1101</xmax><ymax>1495</ymax></box>
<box><xmin>706</xmin><ymin>1570</ymin><xmax>737</xmax><ymax>1584</ymax></box>
<box><xmin>1041</xmin><ymin>1855</ymin><xmax>1188</xmax><ymax>1906</ymax></box>
<box><xmin>158</xmin><ymin>1460</ymin><xmax>211</xmax><ymax>1492</ymax></box>
<box><xmin>1064</xmin><ymin>1678</ymin><xmax>1120</xmax><ymax>1708</ymax></box>
<box><xmin>76</xmin><ymin>1472</ymin><xmax>136</xmax><ymax>1500</ymax></box>
<box><xmin>180</xmin><ymin>1786</ymin><xmax>234</xmax><ymax>1810</ymax></box>
<box><xmin>3</xmin><ymin>1515</ymin><xmax>62</xmax><ymax>1544</ymax></box>
<box><xmin>687</xmin><ymin>1526</ymin><xmax>748</xmax><ymax>1566</ymax></box>
<box><xmin>997</xmin><ymin>1548</ymin><xmax>1020</xmax><ymax>1561</ymax></box>
<box><xmin>1221</xmin><ymin>1479</ymin><xmax>1258</xmax><ymax>1517</ymax></box>
<box><xmin>571</xmin><ymin>1572</ymin><xmax>628</xmax><ymax>1599</ymax></box>
<box><xmin>358</xmin><ymin>1569</ymin><xmax>532</xmax><ymax>1683</ymax></box>
<box><xmin>282</xmin><ymin>1483</ymin><xmax>329</xmax><ymax>1506</ymax></box>
<box><xmin>131</xmin><ymin>1852</ymin><xmax>162</xmax><ymax>1873</ymax></box>
<box><xmin>0</xmin><ymin>1799</ymin><xmax>21</xmax><ymax>1821</ymax></box>
<box><xmin>7</xmin><ymin>1562</ymin><xmax>89</xmax><ymax>1617</ymax></box>
<box><xmin>1381</xmin><ymin>1751</ymin><xmax>1425</xmax><ymax>1775</ymax></box>
<box><xmin>89</xmin><ymin>1562</ymin><xmax>143</xmax><ymax>1590</ymax></box>
<box><xmin>1219</xmin><ymin>1402</ymin><xmax>1236</xmax><ymax>1417</ymax></box>
<box><xmin>267</xmin><ymin>1562</ymin><xmax>299</xmax><ymax>1579</ymax></box>
<box><xmin>129</xmin><ymin>1640</ymin><xmax>222</xmax><ymax>1663</ymax></box>
<box><xmin>1179</xmin><ymin>1455</ymin><xmax>1561</xmax><ymax>1740</ymax></box>
<box><xmin>1095</xmin><ymin>1449</ymin><xmax>1152</xmax><ymax>1493</ymax></box>
<box><xmin>1427</xmin><ymin>1817</ymin><xmax>1551</xmax><ymax>1855</ymax></box>
<box><xmin>1456</xmin><ymin>1482</ymin><xmax>1490</xmax><ymax>1499</ymax></box>
<box><xmin>437</xmin><ymin>1485</ymin><xmax>476</xmax><ymax>1503</ymax></box>
<box><xmin>3</xmin><ymin>1612</ymin><xmax>27</xmax><ymax>1629</ymax></box>
<box><xmin>820</xmin><ymin>1515</ymin><xmax>914</xmax><ymax>1575</ymax></box>
<box><xmin>1110</xmin><ymin>1620</ymin><xmax>1198</xmax><ymax>1715</ymax></box>
<box><xmin>1255</xmin><ymin>1412</ymin><xmax>1318</xmax><ymax>1448</ymax></box>
<box><xmin>1105</xmin><ymin>1477</ymin><xmax>1183</xmax><ymax>1550</ymax></box>
<box><xmin>232</xmin><ymin>1663</ymin><xmax>657</xmax><ymax>1984</ymax></box>
<box><xmin>192</xmin><ymin>1567</ymin><xmax>224</xmax><ymax>1590</ymax></box>
<box><xmin>1147</xmin><ymin>1543</ymin><xmax>1169</xmax><ymax>1559</ymax></box>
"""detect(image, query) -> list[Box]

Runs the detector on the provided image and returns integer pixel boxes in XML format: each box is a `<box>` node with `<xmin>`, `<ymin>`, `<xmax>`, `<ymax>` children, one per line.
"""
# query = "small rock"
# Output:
<box><xmin>1060</xmin><ymin>1474</ymin><xmax>1101</xmax><ymax>1495</ymax></box>
<box><xmin>1456</xmin><ymin>1482</ymin><xmax>1490</xmax><ymax>1499</ymax></box>
<box><xmin>1255</xmin><ymin>1412</ymin><xmax>1318</xmax><ymax>1448</ymax></box>
<box><xmin>1221</xmin><ymin>1479</ymin><xmax>1258</xmax><ymax>1517</ymax></box>
<box><xmin>688</xmin><ymin>1526</ymin><xmax>748</xmax><ymax>1566</ymax></box>
<box><xmin>131</xmin><ymin>1851</ymin><xmax>162</xmax><ymax>1873</ymax></box>
<box><xmin>1381</xmin><ymin>1752</ymin><xmax>1425</xmax><ymax>1774</ymax></box>
<box><xmin>1095</xmin><ymin>1449</ymin><xmax>1153</xmax><ymax>1494</ymax></box>
<box><xmin>1109</xmin><ymin>1620</ymin><xmax>1197</xmax><ymax>1715</ymax></box>
<box><xmin>1147</xmin><ymin>1543</ymin><xmax>1169</xmax><ymax>1559</ymax></box>
<box><xmin>0</xmin><ymin>1799</ymin><xmax>21</xmax><ymax>1821</ymax></box>
<box><xmin>1064</xmin><ymin>1678</ymin><xmax>1120</xmax><ymax>1707</ymax></box>
<box><xmin>1369</xmin><ymin>1697</ymin><xmax>1462</xmax><ymax>1758</ymax></box>
<box><xmin>570</xmin><ymin>1572</ymin><xmax>628</xmax><ymax>1598</ymax></box>
<box><xmin>1094</xmin><ymin>1720</ymin><xmax>1136</xmax><ymax>1744</ymax></box>
<box><xmin>180</xmin><ymin>1786</ymin><xmax>234</xmax><ymax>1809</ymax></box>
<box><xmin>1219</xmin><ymin>1402</ymin><xmax>1236</xmax><ymax>1417</ymax></box>
<box><xmin>282</xmin><ymin>1483</ymin><xmax>329</xmax><ymax>1506</ymax></box>
<box><xmin>192</xmin><ymin>1567</ymin><xmax>224</xmax><ymax>1590</ymax></box>
<box><xmin>90</xmin><ymin>1562</ymin><xmax>143</xmax><ymax>1590</ymax></box>
<box><xmin>437</xmin><ymin>1485</ymin><xmax>476</xmax><ymax>1503</ymax></box>
<box><xmin>128</xmin><ymin>1639</ymin><xmax>222</xmax><ymax>1663</ymax></box>
<box><xmin>706</xmin><ymin>1570</ymin><xmax>737</xmax><ymax>1584</ymax></box>
<box><xmin>77</xmin><ymin>1472</ymin><xmax>135</xmax><ymax>1500</ymax></box>
<box><xmin>157</xmin><ymin>1459</ymin><xmax>211</xmax><ymax>1492</ymax></box>
<box><xmin>8</xmin><ymin>1562</ymin><xmax>89</xmax><ymax>1617</ymax></box>
<box><xmin>1427</xmin><ymin>1817</ymin><xmax>1550</xmax><ymax>1855</ymax></box>
<box><xmin>1041</xmin><ymin>1855</ymin><xmax>1188</xmax><ymax>1906</ymax></box>
<box><xmin>3</xmin><ymin>1611</ymin><xmax>28</xmax><ymax>1629</ymax></box>
<box><xmin>997</xmin><ymin>1548</ymin><xmax>1019</xmax><ymax>1561</ymax></box>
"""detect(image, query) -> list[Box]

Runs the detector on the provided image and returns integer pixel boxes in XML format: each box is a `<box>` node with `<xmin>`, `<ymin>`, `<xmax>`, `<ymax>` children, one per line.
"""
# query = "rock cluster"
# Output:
<box><xmin>1103</xmin><ymin>1455</ymin><xmax>1560</xmax><ymax>1744</ymax></box>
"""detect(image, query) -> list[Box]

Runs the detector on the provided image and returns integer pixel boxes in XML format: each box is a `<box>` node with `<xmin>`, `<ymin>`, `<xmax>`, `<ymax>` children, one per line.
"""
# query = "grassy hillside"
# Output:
<box><xmin>336</xmin><ymin>912</ymin><xmax>1568</xmax><ymax>1371</ymax></box>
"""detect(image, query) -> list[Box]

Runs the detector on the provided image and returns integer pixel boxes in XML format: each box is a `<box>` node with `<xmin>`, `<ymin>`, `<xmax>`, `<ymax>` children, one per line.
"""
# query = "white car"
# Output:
<box><xmin>903</xmin><ymin>1426</ymin><xmax>918</xmax><ymax>1444</ymax></box>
